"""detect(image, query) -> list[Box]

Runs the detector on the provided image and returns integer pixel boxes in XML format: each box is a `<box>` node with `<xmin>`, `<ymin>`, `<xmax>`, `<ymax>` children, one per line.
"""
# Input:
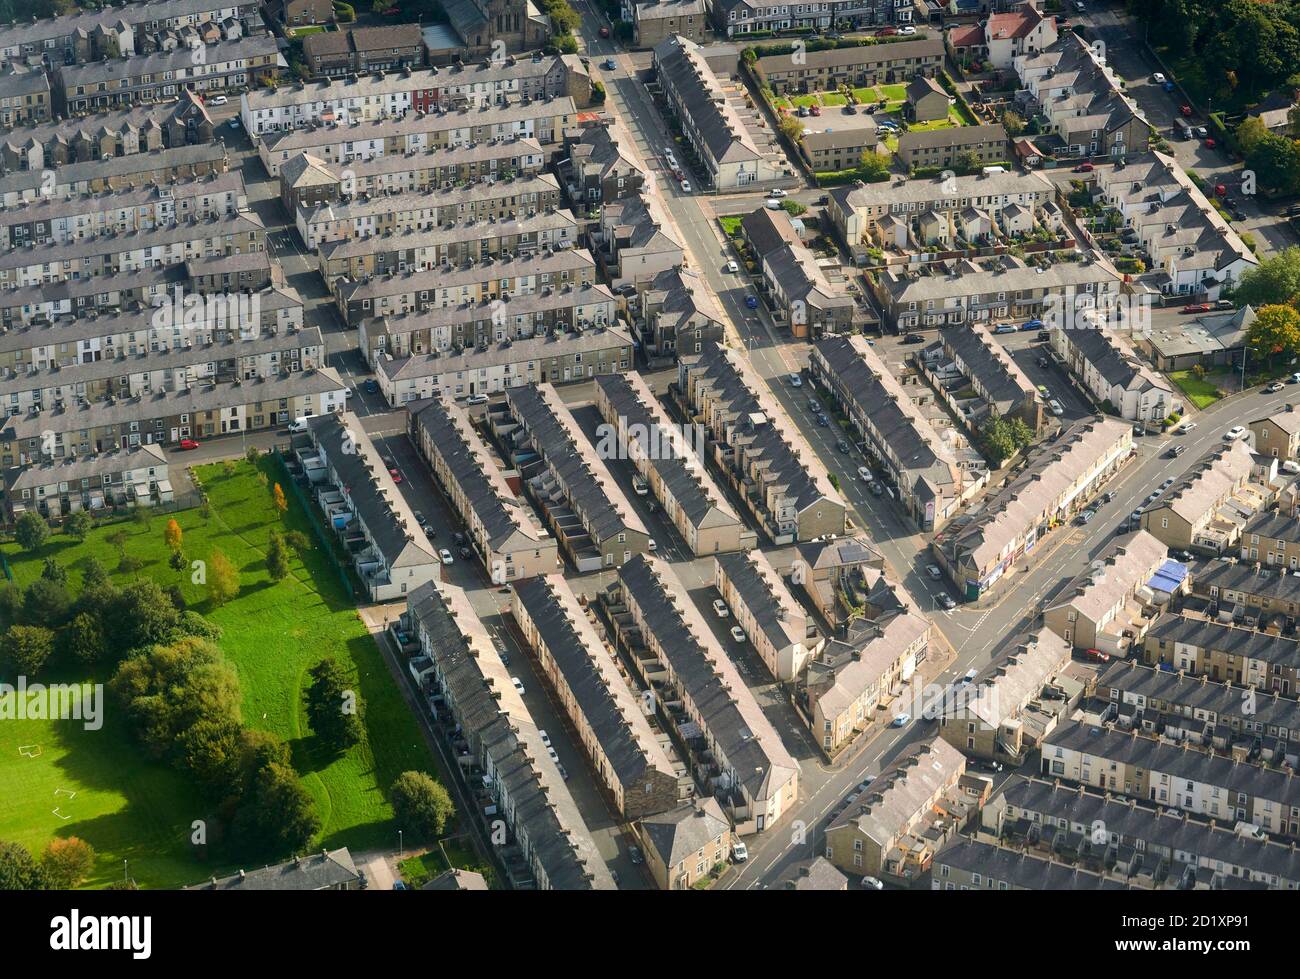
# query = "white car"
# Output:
<box><xmin>712</xmin><ymin>599</ymin><xmax>729</xmax><ymax>618</ymax></box>
<box><xmin>511</xmin><ymin>676</ymin><xmax>525</xmax><ymax>695</ymax></box>
<box><xmin>857</xmin><ymin>466</ymin><xmax>872</xmax><ymax>481</ymax></box>
<box><xmin>765</xmin><ymin>198</ymin><xmax>782</xmax><ymax>210</ymax></box>
<box><xmin>861</xmin><ymin>876</ymin><xmax>884</xmax><ymax>890</ymax></box>
<box><xmin>209</xmin><ymin>94</ymin><xmax>228</xmax><ymax>106</ymax></box>
<box><xmin>898</xmin><ymin>25</ymin><xmax>916</xmax><ymax>35</ymax></box>
<box><xmin>731</xmin><ymin>841</ymin><xmax>749</xmax><ymax>862</ymax></box>
<box><xmin>1225</xmin><ymin>426</ymin><xmax>1246</xmax><ymax>440</ymax></box>
<box><xmin>1284</xmin><ymin>460</ymin><xmax>1300</xmax><ymax>475</ymax></box>
<box><xmin>730</xmin><ymin>625</ymin><xmax>746</xmax><ymax>643</ymax></box>
<box><xmin>1153</xmin><ymin>73</ymin><xmax>1166</xmax><ymax>84</ymax></box>
<box><xmin>539</xmin><ymin>730</ymin><xmax>552</xmax><ymax>748</ymax></box>
<box><xmin>547</xmin><ymin>746</ymin><xmax>560</xmax><ymax>764</ymax></box>
<box><xmin>647</xmin><ymin>538</ymin><xmax>657</xmax><ymax>552</ymax></box>
<box><xmin>465</xmin><ymin>393</ymin><xmax>488</xmax><ymax>405</ymax></box>
<box><xmin>438</xmin><ymin>548</ymin><xmax>454</xmax><ymax>565</ymax></box>
<box><xmin>788</xmin><ymin>372</ymin><xmax>802</xmax><ymax>387</ymax></box>
<box><xmin>770</xmin><ymin>188</ymin><xmax>788</xmax><ymax>198</ymax></box>
<box><xmin>726</xmin><ymin>260</ymin><xmax>739</xmax><ymax>273</ymax></box>
<box><xmin>664</xmin><ymin>148</ymin><xmax>677</xmax><ymax>165</ymax></box>
<box><xmin>1049</xmin><ymin>399</ymin><xmax>1065</xmax><ymax>416</ymax></box>
<box><xmin>680</xmin><ymin>180</ymin><xmax>692</xmax><ymax>193</ymax></box>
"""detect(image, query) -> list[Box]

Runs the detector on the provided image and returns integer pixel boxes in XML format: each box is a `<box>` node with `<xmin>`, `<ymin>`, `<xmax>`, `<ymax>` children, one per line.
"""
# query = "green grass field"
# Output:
<box><xmin>0</xmin><ymin>456</ymin><xmax>435</xmax><ymax>887</ymax></box>
<box><xmin>1170</xmin><ymin>370</ymin><xmax>1226</xmax><ymax>409</ymax></box>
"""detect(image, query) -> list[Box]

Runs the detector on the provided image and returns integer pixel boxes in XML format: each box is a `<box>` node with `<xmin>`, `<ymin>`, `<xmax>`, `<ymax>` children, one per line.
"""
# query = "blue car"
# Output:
<box><xmin>745</xmin><ymin>295</ymin><xmax>759</xmax><ymax>309</ymax></box>
<box><xmin>363</xmin><ymin>378</ymin><xmax>379</xmax><ymax>394</ymax></box>
<box><xmin>1163</xmin><ymin>80</ymin><xmax>1176</xmax><ymax>92</ymax></box>
<box><xmin>1022</xmin><ymin>318</ymin><xmax>1044</xmax><ymax>330</ymax></box>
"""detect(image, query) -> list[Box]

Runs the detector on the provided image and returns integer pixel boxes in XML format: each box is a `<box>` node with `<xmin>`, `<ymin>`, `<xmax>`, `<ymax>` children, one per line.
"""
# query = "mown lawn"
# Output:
<box><xmin>1169</xmin><ymin>370</ymin><xmax>1225</xmax><ymax>409</ymax></box>
<box><xmin>0</xmin><ymin>456</ymin><xmax>436</xmax><ymax>887</ymax></box>
<box><xmin>719</xmin><ymin>215</ymin><xmax>743</xmax><ymax>236</ymax></box>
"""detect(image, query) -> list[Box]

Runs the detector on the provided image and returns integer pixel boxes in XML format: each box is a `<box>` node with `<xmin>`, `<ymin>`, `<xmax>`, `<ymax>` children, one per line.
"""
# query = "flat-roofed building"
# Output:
<box><xmin>512</xmin><ymin>573</ymin><xmax>689</xmax><ymax>819</ymax></box>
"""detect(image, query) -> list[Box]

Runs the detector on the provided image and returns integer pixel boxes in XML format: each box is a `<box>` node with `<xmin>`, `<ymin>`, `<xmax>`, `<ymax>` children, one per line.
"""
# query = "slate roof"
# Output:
<box><xmin>186</xmin><ymin>848</ymin><xmax>361</xmax><ymax>890</ymax></box>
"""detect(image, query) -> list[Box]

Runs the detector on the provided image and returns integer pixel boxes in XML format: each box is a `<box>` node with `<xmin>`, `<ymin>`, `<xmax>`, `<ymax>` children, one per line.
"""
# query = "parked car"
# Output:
<box><xmin>1049</xmin><ymin>399</ymin><xmax>1065</xmax><ymax>416</ymax></box>
<box><xmin>363</xmin><ymin>378</ymin><xmax>379</xmax><ymax>394</ymax></box>
<box><xmin>603</xmin><ymin>58</ymin><xmax>616</xmax><ymax>71</ymax></box>
<box><xmin>287</xmin><ymin>417</ymin><xmax>309</xmax><ymax>433</ymax></box>
<box><xmin>1225</xmin><ymin>425</ymin><xmax>1247</xmax><ymax>440</ymax></box>
<box><xmin>680</xmin><ymin>180</ymin><xmax>692</xmax><ymax>193</ymax></box>
<box><xmin>1285</xmin><ymin>460</ymin><xmax>1300</xmax><ymax>475</ymax></box>
<box><xmin>902</xmin><ymin>332</ymin><xmax>925</xmax><ymax>344</ymax></box>
<box><xmin>178</xmin><ymin>438</ymin><xmax>200</xmax><ymax>450</ymax></box>
<box><xmin>816</xmin><ymin>413</ymin><xmax>829</xmax><ymax>427</ymax></box>
<box><xmin>1153</xmin><ymin>72</ymin><xmax>1166</xmax><ymax>84</ymax></box>
<box><xmin>511</xmin><ymin>676</ymin><xmax>525</xmax><ymax>695</ymax></box>
<box><xmin>438</xmin><ymin>548</ymin><xmax>454</xmax><ymax>565</ymax></box>
<box><xmin>730</xmin><ymin>626</ymin><xmax>746</xmax><ymax>643</ymax></box>
<box><xmin>898</xmin><ymin>24</ymin><xmax>916</xmax><ymax>35</ymax></box>
<box><xmin>465</xmin><ymin>394</ymin><xmax>488</xmax><ymax>405</ymax></box>
<box><xmin>926</xmin><ymin>565</ymin><xmax>942</xmax><ymax>580</ymax></box>
<box><xmin>1036</xmin><ymin>330</ymin><xmax>1051</xmax><ymax>342</ymax></box>
<box><xmin>745</xmin><ymin>294</ymin><xmax>759</xmax><ymax>309</ymax></box>
<box><xmin>208</xmin><ymin>94</ymin><xmax>228</xmax><ymax>106</ymax></box>
<box><xmin>891</xmin><ymin>712</ymin><xmax>911</xmax><ymax>727</ymax></box>
<box><xmin>732</xmin><ymin>841</ymin><xmax>749</xmax><ymax>862</ymax></box>
<box><xmin>1182</xmin><ymin>303</ymin><xmax>1211</xmax><ymax>313</ymax></box>
<box><xmin>1267</xmin><ymin>381</ymin><xmax>1285</xmax><ymax>393</ymax></box>
<box><xmin>765</xmin><ymin>198</ymin><xmax>782</xmax><ymax>210</ymax></box>
<box><xmin>992</xmin><ymin>323</ymin><xmax>1017</xmax><ymax>334</ymax></box>
<box><xmin>1167</xmin><ymin>443</ymin><xmax>1186</xmax><ymax>457</ymax></box>
<box><xmin>712</xmin><ymin>599</ymin><xmax>729</xmax><ymax>618</ymax></box>
<box><xmin>808</xmin><ymin>398</ymin><xmax>822</xmax><ymax>413</ymax></box>
<box><xmin>788</xmin><ymin>372</ymin><xmax>802</xmax><ymax>386</ymax></box>
<box><xmin>861</xmin><ymin>876</ymin><xmax>884</xmax><ymax>890</ymax></box>
<box><xmin>1072</xmin><ymin>162</ymin><xmax>1094</xmax><ymax>173</ymax></box>
<box><xmin>726</xmin><ymin>260</ymin><xmax>740</xmax><ymax>273</ymax></box>
<box><xmin>628</xmin><ymin>845</ymin><xmax>644</xmax><ymax>865</ymax></box>
<box><xmin>647</xmin><ymin>538</ymin><xmax>657</xmax><ymax>552</ymax></box>
<box><xmin>858</xmin><ymin>466</ymin><xmax>872</xmax><ymax>481</ymax></box>
<box><xmin>599</xmin><ymin>26</ymin><xmax>610</xmax><ymax>37</ymax></box>
<box><xmin>1022</xmin><ymin>318</ymin><xmax>1044</xmax><ymax>330</ymax></box>
<box><xmin>869</xmin><ymin>481</ymin><xmax>884</xmax><ymax>497</ymax></box>
<box><xmin>1083</xmin><ymin>648</ymin><xmax>1110</xmax><ymax>664</ymax></box>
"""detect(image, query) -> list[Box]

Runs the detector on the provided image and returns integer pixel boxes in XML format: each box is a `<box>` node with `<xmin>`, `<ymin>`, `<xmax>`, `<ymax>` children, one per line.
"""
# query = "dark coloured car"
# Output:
<box><xmin>816</xmin><ymin>413</ymin><xmax>830</xmax><ymax>427</ymax></box>
<box><xmin>808</xmin><ymin>398</ymin><xmax>822</xmax><ymax>414</ymax></box>
<box><xmin>869</xmin><ymin>481</ymin><xmax>884</xmax><ymax>497</ymax></box>
<box><xmin>363</xmin><ymin>378</ymin><xmax>379</xmax><ymax>394</ymax></box>
<box><xmin>835</xmin><ymin>439</ymin><xmax>850</xmax><ymax>453</ymax></box>
<box><xmin>453</xmin><ymin>531</ymin><xmax>467</xmax><ymax>547</ymax></box>
<box><xmin>902</xmin><ymin>333</ymin><xmax>925</xmax><ymax>344</ymax></box>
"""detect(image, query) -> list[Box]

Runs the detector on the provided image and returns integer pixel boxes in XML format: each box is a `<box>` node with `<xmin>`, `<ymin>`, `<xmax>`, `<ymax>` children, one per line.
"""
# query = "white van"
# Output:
<box><xmin>1284</xmin><ymin>460</ymin><xmax>1300</xmax><ymax>475</ymax></box>
<box><xmin>287</xmin><ymin>417</ymin><xmax>309</xmax><ymax>433</ymax></box>
<box><xmin>961</xmin><ymin>669</ymin><xmax>978</xmax><ymax>684</ymax></box>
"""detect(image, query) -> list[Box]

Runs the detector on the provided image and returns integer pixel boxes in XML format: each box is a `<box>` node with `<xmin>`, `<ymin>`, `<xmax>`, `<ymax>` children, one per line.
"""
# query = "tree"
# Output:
<box><xmin>2</xmin><ymin>625</ymin><xmax>55</xmax><ymax>676</ymax></box>
<box><xmin>40</xmin><ymin>557</ymin><xmax>67</xmax><ymax>586</ymax></box>
<box><xmin>285</xmin><ymin>530</ymin><xmax>311</xmax><ymax>555</ymax></box>
<box><xmin>64</xmin><ymin>613</ymin><xmax>106</xmax><ymax>666</ymax></box>
<box><xmin>305</xmin><ymin>657</ymin><xmax>364</xmax><ymax>752</ymax></box>
<box><xmin>953</xmin><ymin>150</ymin><xmax>982</xmax><ymax>175</ymax></box>
<box><xmin>779</xmin><ymin>114</ymin><xmax>804</xmax><ymax>142</ymax></box>
<box><xmin>110</xmin><ymin>636</ymin><xmax>242</xmax><ymax>761</ymax></box>
<box><xmin>1000</xmin><ymin>109</ymin><xmax>1027</xmax><ymax>137</ymax></box>
<box><xmin>108</xmin><ymin>579</ymin><xmax>180</xmax><ymax>656</ymax></box>
<box><xmin>105</xmin><ymin>528</ymin><xmax>129</xmax><ymax>559</ymax></box>
<box><xmin>266</xmin><ymin>531</ymin><xmax>290</xmax><ymax>582</ymax></box>
<box><xmin>1245</xmin><ymin>132</ymin><xmax>1300</xmax><ymax>195</ymax></box>
<box><xmin>781</xmin><ymin>200</ymin><xmax>807</xmax><ymax>217</ymax></box>
<box><xmin>390</xmin><ymin>771</ymin><xmax>454</xmax><ymax>841</ymax></box>
<box><xmin>14</xmin><ymin>511</ymin><xmax>49</xmax><ymax>552</ymax></box>
<box><xmin>207</xmin><ymin>548</ymin><xmax>240</xmax><ymax>607</ymax></box>
<box><xmin>80</xmin><ymin>556</ymin><xmax>108</xmax><ymax>590</ymax></box>
<box><xmin>1235</xmin><ymin>115</ymin><xmax>1271</xmax><ymax>157</ymax></box>
<box><xmin>234</xmin><ymin>761</ymin><xmax>320</xmax><ymax>856</ymax></box>
<box><xmin>63</xmin><ymin>510</ymin><xmax>93</xmax><ymax>541</ymax></box>
<box><xmin>1245</xmin><ymin>303</ymin><xmax>1300</xmax><ymax>367</ymax></box>
<box><xmin>169</xmin><ymin>548</ymin><xmax>188</xmax><ymax>572</ymax></box>
<box><xmin>178</xmin><ymin>718</ymin><xmax>248</xmax><ymax>799</ymax></box>
<box><xmin>41</xmin><ymin>837</ymin><xmax>95</xmax><ymax>889</ymax></box>
<box><xmin>1007</xmin><ymin>417</ymin><xmax>1034</xmax><ymax>452</ymax></box>
<box><xmin>0</xmin><ymin>840</ymin><xmax>46</xmax><ymax>890</ymax></box>
<box><xmin>979</xmin><ymin>416</ymin><xmax>1020</xmax><ymax>468</ymax></box>
<box><xmin>858</xmin><ymin>148</ymin><xmax>891</xmax><ymax>180</ymax></box>
<box><xmin>272</xmin><ymin>483</ymin><xmax>288</xmax><ymax>516</ymax></box>
<box><xmin>23</xmin><ymin>579</ymin><xmax>70</xmax><ymax>627</ymax></box>
<box><xmin>1234</xmin><ymin>247</ymin><xmax>1300</xmax><ymax>307</ymax></box>
<box><xmin>164</xmin><ymin>518</ymin><xmax>183</xmax><ymax>553</ymax></box>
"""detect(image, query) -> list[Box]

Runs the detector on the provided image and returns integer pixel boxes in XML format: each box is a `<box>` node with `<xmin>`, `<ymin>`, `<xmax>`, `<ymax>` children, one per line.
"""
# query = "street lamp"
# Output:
<box><xmin>398</xmin><ymin>830</ymin><xmax>404</xmax><ymax>859</ymax></box>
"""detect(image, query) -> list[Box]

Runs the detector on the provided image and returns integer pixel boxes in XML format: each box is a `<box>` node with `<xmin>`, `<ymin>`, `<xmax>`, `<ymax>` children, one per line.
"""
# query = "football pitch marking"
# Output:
<box><xmin>18</xmin><ymin>744</ymin><xmax>41</xmax><ymax>758</ymax></box>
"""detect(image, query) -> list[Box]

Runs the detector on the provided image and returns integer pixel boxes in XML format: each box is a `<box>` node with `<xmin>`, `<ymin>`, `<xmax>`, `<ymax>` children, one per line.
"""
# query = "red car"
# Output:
<box><xmin>1214</xmin><ymin>183</ymin><xmax>1227</xmax><ymax>197</ymax></box>
<box><xmin>1205</xmin><ymin>137</ymin><xmax>1216</xmax><ymax>149</ymax></box>
<box><xmin>809</xmin><ymin>104</ymin><xmax>821</xmax><ymax>116</ymax></box>
<box><xmin>1072</xmin><ymin>162</ymin><xmax>1094</xmax><ymax>173</ymax></box>
<box><xmin>1084</xmin><ymin>648</ymin><xmax>1110</xmax><ymax>664</ymax></box>
<box><xmin>178</xmin><ymin>438</ymin><xmax>200</xmax><ymax>450</ymax></box>
<box><xmin>598</xmin><ymin>26</ymin><xmax>610</xmax><ymax>38</ymax></box>
<box><xmin>1182</xmin><ymin>303</ymin><xmax>1211</xmax><ymax>314</ymax></box>
<box><xmin>1180</xmin><ymin>104</ymin><xmax>1193</xmax><ymax>117</ymax></box>
<box><xmin>875</xmin><ymin>26</ymin><xmax>897</xmax><ymax>36</ymax></box>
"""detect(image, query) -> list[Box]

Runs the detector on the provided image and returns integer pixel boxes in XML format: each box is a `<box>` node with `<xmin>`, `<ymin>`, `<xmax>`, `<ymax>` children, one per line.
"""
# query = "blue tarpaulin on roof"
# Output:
<box><xmin>1148</xmin><ymin>559</ymin><xmax>1188</xmax><ymax>594</ymax></box>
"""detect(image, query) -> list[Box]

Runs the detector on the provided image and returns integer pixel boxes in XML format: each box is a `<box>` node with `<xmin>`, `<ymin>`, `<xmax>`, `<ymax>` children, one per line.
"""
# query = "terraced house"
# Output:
<box><xmin>407</xmin><ymin>395</ymin><xmax>558</xmax><ymax>581</ymax></box>
<box><xmin>934</xmin><ymin>322</ymin><xmax>1044</xmax><ymax>433</ymax></box>
<box><xmin>1042</xmin><ymin>721</ymin><xmax>1300</xmax><ymax>837</ymax></box>
<box><xmin>937</xmin><ymin>417</ymin><xmax>1133</xmax><ymax>599</ymax></box>
<box><xmin>4</xmin><ymin>443</ymin><xmax>171</xmax><ymax>520</ymax></box>
<box><xmin>0</xmin><ymin>171</ymin><xmax>246</xmax><ymax>249</ymax></box>
<box><xmin>498</xmin><ymin>382</ymin><xmax>652</xmax><ymax>570</ymax></box>
<box><xmin>356</xmin><ymin>282</ymin><xmax>617</xmax><ymax>364</ymax></box>
<box><xmin>636</xmin><ymin>266</ymin><xmax>726</xmax><ymax>365</ymax></box>
<box><xmin>753</xmin><ymin>36</ymin><xmax>944</xmax><ymax>92</ymax></box>
<box><xmin>0</xmin><ymin>142</ymin><xmax>230</xmax><ymax>206</ymax></box>
<box><xmin>1051</xmin><ymin>323</ymin><xmax>1178</xmax><ymax>426</ymax></box>
<box><xmin>1191</xmin><ymin>559</ymin><xmax>1300</xmax><ymax>631</ymax></box>
<box><xmin>0</xmin><ymin>62</ymin><xmax>50</xmax><ymax>127</ymax></box>
<box><xmin>594</xmin><ymin>372</ymin><xmax>757</xmax><ymax>556</ymax></box>
<box><xmin>302</xmin><ymin>24</ymin><xmax>425</xmax><ymax>77</ymax></box>
<box><xmin>55</xmin><ymin>36</ymin><xmax>281</xmax><ymax>114</ymax></box>
<box><xmin>1143</xmin><ymin>613</ymin><xmax>1300</xmax><ymax>695</ymax></box>
<box><xmin>676</xmin><ymin>340</ymin><xmax>846</xmax><ymax>543</ymax></box>
<box><xmin>241</xmin><ymin>60</ymin><xmax>584</xmax><ymax>132</ymax></box>
<box><xmin>1250</xmin><ymin>403</ymin><xmax>1300</xmax><ymax>462</ymax></box>
<box><xmin>0</xmin><ymin>211</ymin><xmax>262</xmax><ymax>288</ymax></box>
<box><xmin>297</xmin><ymin>172</ymin><xmax>564</xmax><ymax>249</ymax></box>
<box><xmin>872</xmin><ymin>253</ymin><xmax>1122</xmax><ymax>333</ymax></box>
<box><xmin>0</xmin><ymin>0</ymin><xmax>262</xmax><ymax>67</ymax></box>
<box><xmin>811</xmin><ymin>333</ymin><xmax>974</xmax><ymax>531</ymax></box>
<box><xmin>316</xmin><ymin>210</ymin><xmax>579</xmax><ymax>282</ymax></box>
<box><xmin>512</xmin><ymin>573</ymin><xmax>689</xmax><ymax>819</ymax></box>
<box><xmin>0</xmin><ymin>366</ymin><xmax>347</xmax><ymax>466</ymax></box>
<box><xmin>0</xmin><ymin>326</ymin><xmax>323</xmax><ymax>414</ymax></box>
<box><xmin>714</xmin><ymin>549</ymin><xmax>822</xmax><ymax>682</ymax></box>
<box><xmin>377</xmin><ymin>325</ymin><xmax>633</xmax><ymax>406</ymax></box>
<box><xmin>938</xmin><ymin>629</ymin><xmax>1072</xmax><ymax>763</ymax></box>
<box><xmin>406</xmin><ymin>579</ymin><xmax>614</xmax><ymax>890</ymax></box>
<box><xmin>653</xmin><ymin>34</ymin><xmax>780</xmax><ymax>190</ymax></box>
<box><xmin>0</xmin><ymin>96</ymin><xmax>213</xmax><ymax>174</ymax></box>
<box><xmin>276</xmin><ymin>138</ymin><xmax>545</xmax><ymax>207</ymax></box>
<box><xmin>603</xmin><ymin>554</ymin><xmax>800</xmax><ymax>835</ymax></box>
<box><xmin>1138</xmin><ymin>440</ymin><xmax>1262</xmax><ymax>555</ymax></box>
<box><xmin>1097</xmin><ymin>659</ymin><xmax>1300</xmax><ymax>767</ymax></box>
<box><xmin>333</xmin><ymin>246</ymin><xmax>597</xmax><ymax>325</ymax></box>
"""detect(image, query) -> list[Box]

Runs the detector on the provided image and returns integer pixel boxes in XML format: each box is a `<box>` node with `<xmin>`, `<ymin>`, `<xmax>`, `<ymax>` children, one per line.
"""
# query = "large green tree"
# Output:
<box><xmin>390</xmin><ymin>771</ymin><xmax>454</xmax><ymax>842</ymax></box>
<box><xmin>1</xmin><ymin>625</ymin><xmax>55</xmax><ymax>676</ymax></box>
<box><xmin>305</xmin><ymin>658</ymin><xmax>364</xmax><ymax>752</ymax></box>
<box><xmin>1245</xmin><ymin>303</ymin><xmax>1300</xmax><ymax>367</ymax></box>
<box><xmin>0</xmin><ymin>840</ymin><xmax>46</xmax><ymax>890</ymax></box>
<box><xmin>1234</xmin><ymin>248</ymin><xmax>1300</xmax><ymax>308</ymax></box>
